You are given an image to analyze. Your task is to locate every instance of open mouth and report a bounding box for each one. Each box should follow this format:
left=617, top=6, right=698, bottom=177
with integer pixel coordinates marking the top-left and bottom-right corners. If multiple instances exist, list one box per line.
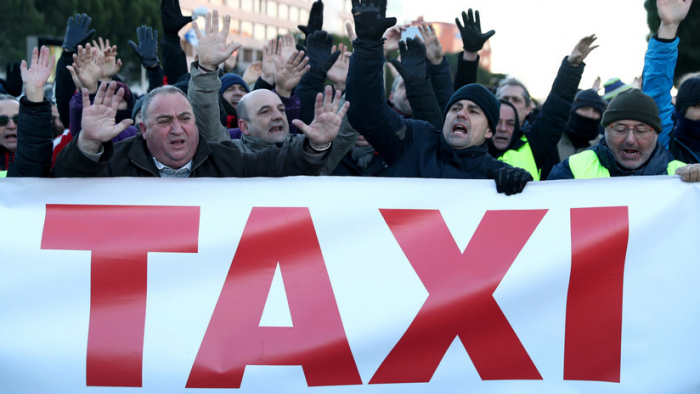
left=3, top=133, right=17, bottom=142
left=170, top=139, right=186, bottom=147
left=452, top=123, right=468, bottom=135
left=270, top=125, right=284, bottom=133
left=620, top=148, right=640, bottom=158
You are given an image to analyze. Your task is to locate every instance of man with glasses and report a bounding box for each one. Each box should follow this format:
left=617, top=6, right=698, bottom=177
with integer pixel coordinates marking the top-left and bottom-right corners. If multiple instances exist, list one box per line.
left=0, top=95, right=20, bottom=174
left=548, top=88, right=700, bottom=182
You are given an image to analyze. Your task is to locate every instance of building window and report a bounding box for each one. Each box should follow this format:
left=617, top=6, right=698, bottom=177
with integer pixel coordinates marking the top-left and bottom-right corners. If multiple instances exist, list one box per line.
left=279, top=3, right=288, bottom=19
left=267, top=25, right=277, bottom=40
left=254, top=23, right=265, bottom=40
left=241, top=21, right=253, bottom=38
left=267, top=1, right=277, bottom=17
left=230, top=18, right=240, bottom=34
left=299, top=8, right=308, bottom=25
left=242, top=0, right=253, bottom=12
left=225, top=0, right=240, bottom=8
left=243, top=48, right=254, bottom=62
left=290, top=6, right=299, bottom=22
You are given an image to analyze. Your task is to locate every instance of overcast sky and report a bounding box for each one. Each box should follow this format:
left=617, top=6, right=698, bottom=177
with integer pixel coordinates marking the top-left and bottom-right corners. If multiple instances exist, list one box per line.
left=390, top=0, right=651, bottom=99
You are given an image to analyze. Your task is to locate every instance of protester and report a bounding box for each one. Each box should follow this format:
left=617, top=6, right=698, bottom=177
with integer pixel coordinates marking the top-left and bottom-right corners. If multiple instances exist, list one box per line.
left=0, top=95, right=20, bottom=175
left=346, top=0, right=532, bottom=195
left=548, top=88, right=700, bottom=181
left=642, top=0, right=700, bottom=163
left=7, top=47, right=56, bottom=177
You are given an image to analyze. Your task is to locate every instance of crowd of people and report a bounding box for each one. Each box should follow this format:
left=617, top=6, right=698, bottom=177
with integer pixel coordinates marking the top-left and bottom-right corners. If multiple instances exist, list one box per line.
left=1, top=0, right=699, bottom=195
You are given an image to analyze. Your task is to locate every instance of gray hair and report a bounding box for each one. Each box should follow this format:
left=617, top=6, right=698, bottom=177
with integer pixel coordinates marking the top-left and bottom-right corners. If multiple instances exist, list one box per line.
left=140, top=85, right=188, bottom=123
left=496, top=78, right=532, bottom=107
left=236, top=94, right=250, bottom=121
left=0, top=94, right=19, bottom=103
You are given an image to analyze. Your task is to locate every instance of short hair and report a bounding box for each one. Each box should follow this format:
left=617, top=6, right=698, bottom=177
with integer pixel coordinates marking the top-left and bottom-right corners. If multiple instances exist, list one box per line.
left=391, top=75, right=404, bottom=93
left=496, top=78, right=532, bottom=107
left=0, top=94, right=19, bottom=104
left=236, top=94, right=250, bottom=121
left=140, top=85, right=188, bottom=123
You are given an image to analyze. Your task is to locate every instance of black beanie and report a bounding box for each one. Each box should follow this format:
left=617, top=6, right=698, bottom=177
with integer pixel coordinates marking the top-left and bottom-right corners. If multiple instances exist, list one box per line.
left=601, top=88, right=661, bottom=133
left=444, top=84, right=500, bottom=134
left=676, top=77, right=700, bottom=119
left=572, top=89, right=606, bottom=115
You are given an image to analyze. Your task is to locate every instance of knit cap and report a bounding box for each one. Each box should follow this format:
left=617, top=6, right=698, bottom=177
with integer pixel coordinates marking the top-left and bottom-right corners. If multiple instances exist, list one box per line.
left=602, top=77, right=633, bottom=102
left=444, top=84, right=500, bottom=134
left=572, top=89, right=606, bottom=115
left=220, top=73, right=250, bottom=95
left=676, top=77, right=700, bottom=119
left=601, top=88, right=661, bottom=133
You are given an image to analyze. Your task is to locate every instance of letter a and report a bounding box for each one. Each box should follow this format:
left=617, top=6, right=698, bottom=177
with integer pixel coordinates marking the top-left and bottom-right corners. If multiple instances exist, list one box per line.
left=187, top=207, right=361, bottom=388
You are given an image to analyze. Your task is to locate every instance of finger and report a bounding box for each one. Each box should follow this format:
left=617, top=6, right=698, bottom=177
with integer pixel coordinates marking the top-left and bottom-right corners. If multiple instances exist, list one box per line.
left=204, top=12, right=212, bottom=34
left=475, top=10, right=481, bottom=29
left=212, top=10, right=220, bottom=34
left=467, top=9, right=474, bottom=24
left=222, top=14, right=231, bottom=38
left=192, top=19, right=203, bottom=39
left=337, top=100, right=350, bottom=119
left=94, top=81, right=108, bottom=105
left=30, top=46, right=39, bottom=68
left=228, top=42, right=242, bottom=56
left=20, top=60, right=28, bottom=79
left=331, top=86, right=342, bottom=112
left=346, top=22, right=357, bottom=41
left=81, top=87, right=90, bottom=108
left=291, top=119, right=310, bottom=134
left=99, top=37, right=106, bottom=50
left=110, top=86, right=126, bottom=112
left=114, top=119, right=135, bottom=134
left=314, top=91, right=324, bottom=116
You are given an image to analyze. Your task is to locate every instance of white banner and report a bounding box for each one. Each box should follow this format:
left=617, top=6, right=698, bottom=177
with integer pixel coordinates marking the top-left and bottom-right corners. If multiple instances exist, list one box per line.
left=1, top=176, right=699, bottom=393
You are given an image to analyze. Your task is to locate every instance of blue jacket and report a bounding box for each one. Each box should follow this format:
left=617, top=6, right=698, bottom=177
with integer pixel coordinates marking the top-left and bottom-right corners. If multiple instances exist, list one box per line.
left=642, top=36, right=678, bottom=149
left=346, top=39, right=509, bottom=179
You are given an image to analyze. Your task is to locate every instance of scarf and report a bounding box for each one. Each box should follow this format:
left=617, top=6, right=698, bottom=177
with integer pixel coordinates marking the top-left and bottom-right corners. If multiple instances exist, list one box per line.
left=675, top=110, right=700, bottom=153
left=566, top=113, right=603, bottom=148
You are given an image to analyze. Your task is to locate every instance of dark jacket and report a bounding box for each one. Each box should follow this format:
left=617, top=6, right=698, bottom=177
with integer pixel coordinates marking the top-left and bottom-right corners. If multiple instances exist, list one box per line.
left=455, top=55, right=585, bottom=174
left=346, top=39, right=510, bottom=179
left=547, top=138, right=681, bottom=179
left=332, top=149, right=388, bottom=177
left=51, top=133, right=327, bottom=178
left=426, top=56, right=455, bottom=114
left=8, top=97, right=54, bottom=177
left=0, top=145, right=13, bottom=172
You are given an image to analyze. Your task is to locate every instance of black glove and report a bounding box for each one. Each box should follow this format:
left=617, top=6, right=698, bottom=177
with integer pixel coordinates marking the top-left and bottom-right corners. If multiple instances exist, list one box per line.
left=3, top=63, right=23, bottom=97
left=161, top=0, right=193, bottom=36
left=489, top=167, right=533, bottom=196
left=129, top=26, right=160, bottom=69
left=62, top=13, right=96, bottom=52
left=351, top=0, right=397, bottom=42
left=455, top=9, right=495, bottom=52
left=305, top=31, right=341, bottom=73
left=298, top=0, right=324, bottom=41
left=388, top=38, right=426, bottom=84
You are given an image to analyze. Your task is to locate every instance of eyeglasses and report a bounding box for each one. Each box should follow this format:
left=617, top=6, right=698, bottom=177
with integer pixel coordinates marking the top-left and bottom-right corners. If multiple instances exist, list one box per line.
left=0, top=115, right=18, bottom=127
left=609, top=122, right=653, bottom=137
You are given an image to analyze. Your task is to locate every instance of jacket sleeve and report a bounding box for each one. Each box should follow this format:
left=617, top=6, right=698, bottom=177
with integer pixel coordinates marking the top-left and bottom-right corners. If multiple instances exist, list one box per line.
left=525, top=57, right=584, bottom=169
left=68, top=91, right=86, bottom=137
left=405, top=75, right=444, bottom=130
left=346, top=39, right=415, bottom=166
left=546, top=158, right=575, bottom=180
left=227, top=136, right=327, bottom=177
left=254, top=76, right=275, bottom=91
left=55, top=51, right=76, bottom=129
left=161, top=33, right=188, bottom=85
left=188, top=62, right=231, bottom=143
left=147, top=65, right=164, bottom=92
left=642, top=36, right=678, bottom=149
left=453, top=53, right=479, bottom=91
left=426, top=56, right=454, bottom=113
left=51, top=137, right=114, bottom=178
left=8, top=98, right=53, bottom=177
left=295, top=68, right=326, bottom=124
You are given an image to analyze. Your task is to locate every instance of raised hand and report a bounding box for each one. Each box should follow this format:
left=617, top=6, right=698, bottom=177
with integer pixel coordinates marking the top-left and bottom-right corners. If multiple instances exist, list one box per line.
left=193, top=10, right=242, bottom=71
left=657, top=0, right=693, bottom=38
left=92, top=38, right=122, bottom=79
left=351, top=0, right=397, bottom=42
left=262, top=38, right=281, bottom=85
left=278, top=33, right=297, bottom=64
left=305, top=31, right=341, bottom=73
left=3, top=62, right=23, bottom=97
left=455, top=9, right=495, bottom=52
left=388, top=38, right=426, bottom=84
left=298, top=0, right=324, bottom=41
left=418, top=23, right=443, bottom=65
left=67, top=43, right=103, bottom=93
left=223, top=50, right=237, bottom=73
left=20, top=46, right=56, bottom=103
left=161, top=0, right=193, bottom=36
left=292, top=85, right=350, bottom=147
left=327, top=43, right=351, bottom=91
left=274, top=50, right=310, bottom=97
left=568, top=34, right=598, bottom=67
left=382, top=23, right=408, bottom=56
left=63, top=13, right=96, bottom=52
left=128, top=25, right=160, bottom=69
left=242, top=61, right=263, bottom=86
left=77, top=81, right=134, bottom=154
